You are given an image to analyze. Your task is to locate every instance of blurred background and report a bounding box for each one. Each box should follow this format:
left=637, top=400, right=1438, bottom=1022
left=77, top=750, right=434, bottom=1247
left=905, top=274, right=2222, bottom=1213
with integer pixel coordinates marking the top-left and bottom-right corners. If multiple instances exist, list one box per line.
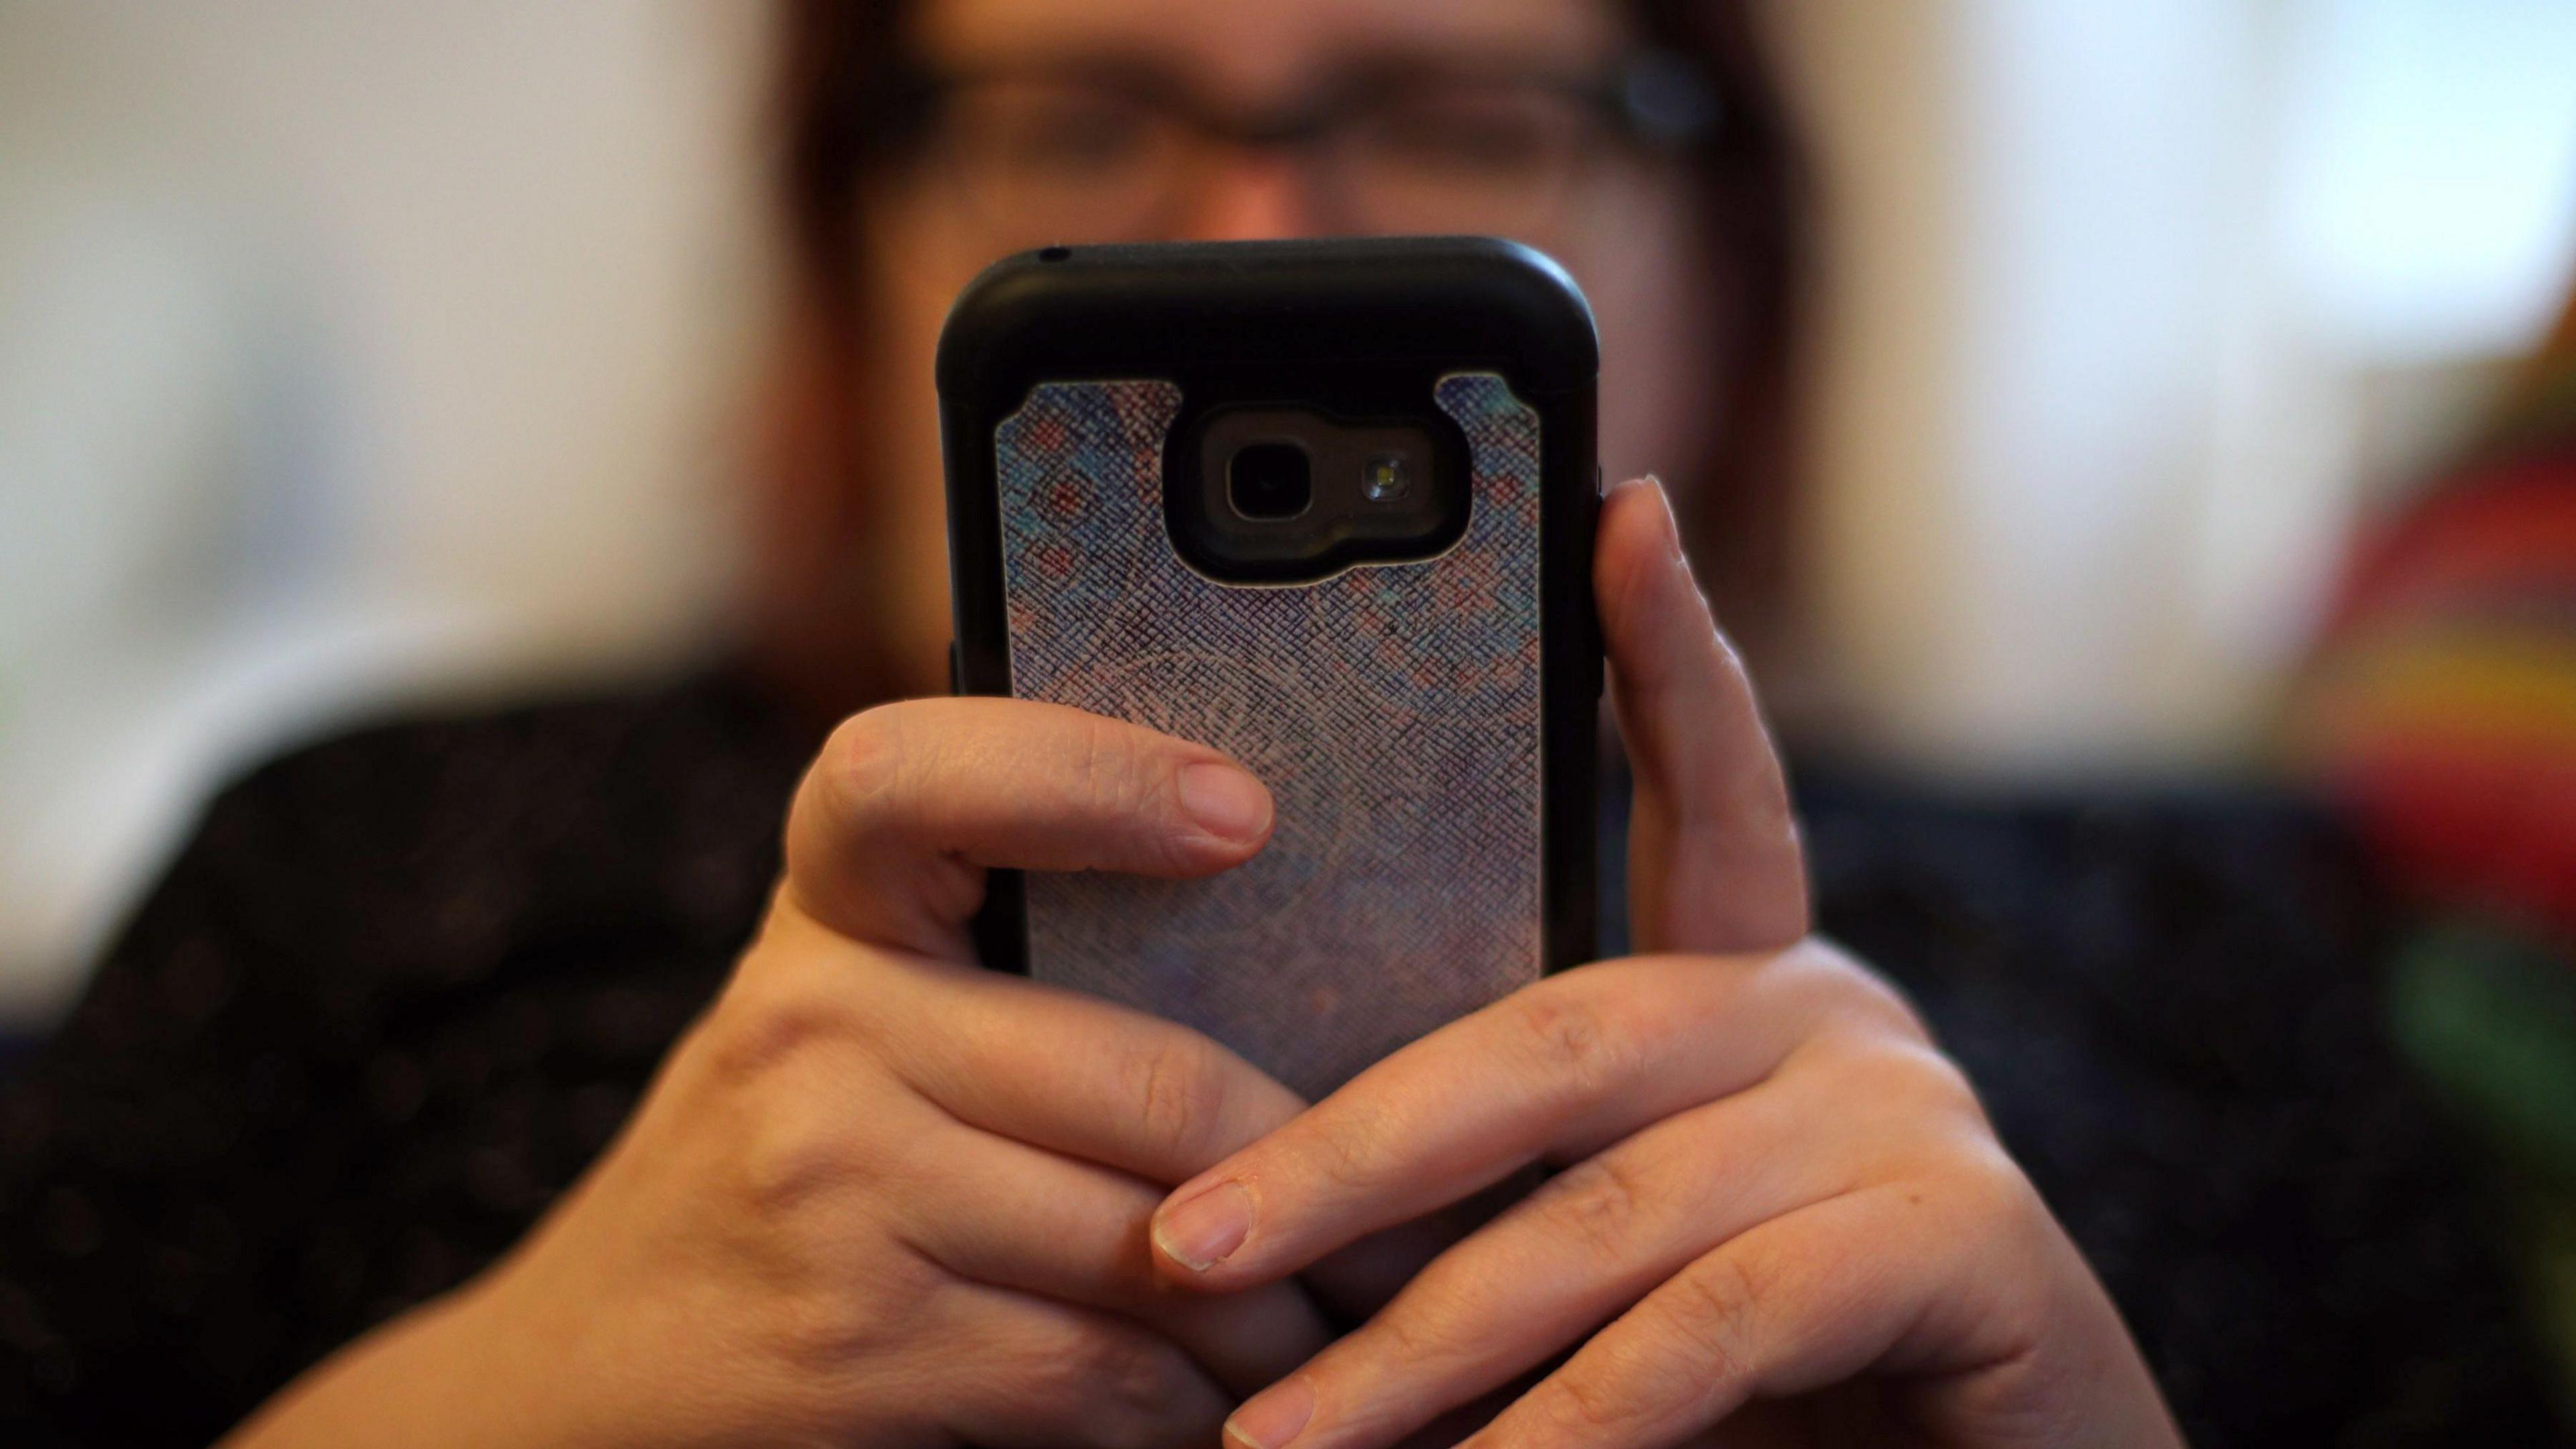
left=4, top=0, right=2575, bottom=1028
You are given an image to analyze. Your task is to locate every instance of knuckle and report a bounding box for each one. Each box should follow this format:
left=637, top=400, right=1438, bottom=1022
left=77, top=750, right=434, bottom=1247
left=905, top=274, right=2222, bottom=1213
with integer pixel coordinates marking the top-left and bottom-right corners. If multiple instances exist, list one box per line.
left=707, top=975, right=876, bottom=1085
left=1948, top=1142, right=2051, bottom=1248
left=1117, top=1033, right=1228, bottom=1165
left=1812, top=1030, right=1987, bottom=1134
left=737, top=1081, right=875, bottom=1216
left=1507, top=985, right=1640, bottom=1100
left=1662, top=1249, right=1768, bottom=1389
left=1070, top=712, right=1156, bottom=818
left=1042, top=1324, right=1199, bottom=1449
left=764, top=1258, right=918, bottom=1373
left=1303, top=1105, right=1385, bottom=1197
left=700, top=994, right=888, bottom=1214
left=1535, top=1152, right=1655, bottom=1265
left=1880, top=1039, right=1988, bottom=1124
left=1361, top=1279, right=1470, bottom=1375
left=1945, top=1155, right=2066, bottom=1351
left=1777, top=941, right=1931, bottom=1042
left=1541, top=1360, right=1648, bottom=1436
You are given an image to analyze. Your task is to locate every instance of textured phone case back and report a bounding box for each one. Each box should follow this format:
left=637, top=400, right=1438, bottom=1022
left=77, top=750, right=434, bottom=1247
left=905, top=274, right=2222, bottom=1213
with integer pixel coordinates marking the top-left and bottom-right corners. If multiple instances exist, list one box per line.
left=994, top=374, right=1542, bottom=1099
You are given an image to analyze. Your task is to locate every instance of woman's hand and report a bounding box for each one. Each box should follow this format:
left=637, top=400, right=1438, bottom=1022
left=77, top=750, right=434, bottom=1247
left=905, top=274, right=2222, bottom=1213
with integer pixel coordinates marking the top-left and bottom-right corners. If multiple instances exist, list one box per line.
left=225, top=699, right=1338, bottom=1449
left=1145, top=480, right=2183, bottom=1448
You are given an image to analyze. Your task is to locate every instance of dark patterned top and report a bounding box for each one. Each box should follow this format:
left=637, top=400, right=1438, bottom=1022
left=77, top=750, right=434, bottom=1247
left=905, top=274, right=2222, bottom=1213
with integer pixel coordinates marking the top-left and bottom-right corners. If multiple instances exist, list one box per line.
left=0, top=663, right=2559, bottom=1446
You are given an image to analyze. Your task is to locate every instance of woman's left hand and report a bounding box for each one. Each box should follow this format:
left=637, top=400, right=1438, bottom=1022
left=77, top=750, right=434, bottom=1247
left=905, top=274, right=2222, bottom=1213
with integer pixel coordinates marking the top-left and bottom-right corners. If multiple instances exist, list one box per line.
left=1146, top=480, right=2183, bottom=1448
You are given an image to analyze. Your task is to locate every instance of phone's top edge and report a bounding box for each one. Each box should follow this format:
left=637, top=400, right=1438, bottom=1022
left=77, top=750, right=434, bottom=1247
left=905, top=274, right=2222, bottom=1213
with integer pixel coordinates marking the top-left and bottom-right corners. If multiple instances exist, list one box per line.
left=934, top=236, right=1600, bottom=404
left=968, top=233, right=1560, bottom=266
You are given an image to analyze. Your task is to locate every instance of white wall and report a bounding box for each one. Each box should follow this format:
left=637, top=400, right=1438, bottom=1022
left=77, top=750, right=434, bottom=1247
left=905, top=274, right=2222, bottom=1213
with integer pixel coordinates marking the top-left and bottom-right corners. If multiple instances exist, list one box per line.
left=1769, top=0, right=2576, bottom=774
left=0, top=2, right=775, bottom=1018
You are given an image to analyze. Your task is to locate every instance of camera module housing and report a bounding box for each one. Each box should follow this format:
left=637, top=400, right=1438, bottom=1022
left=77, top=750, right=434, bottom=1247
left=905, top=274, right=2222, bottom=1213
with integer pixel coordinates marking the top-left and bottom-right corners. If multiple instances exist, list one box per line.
left=1175, top=403, right=1465, bottom=582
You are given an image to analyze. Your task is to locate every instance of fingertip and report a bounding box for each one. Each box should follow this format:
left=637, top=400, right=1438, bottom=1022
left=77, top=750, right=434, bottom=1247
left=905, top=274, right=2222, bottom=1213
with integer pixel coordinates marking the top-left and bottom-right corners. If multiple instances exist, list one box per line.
left=1224, top=1374, right=1316, bottom=1449
left=1602, top=474, right=1683, bottom=564
left=1177, top=761, right=1275, bottom=853
left=1595, top=475, right=1691, bottom=652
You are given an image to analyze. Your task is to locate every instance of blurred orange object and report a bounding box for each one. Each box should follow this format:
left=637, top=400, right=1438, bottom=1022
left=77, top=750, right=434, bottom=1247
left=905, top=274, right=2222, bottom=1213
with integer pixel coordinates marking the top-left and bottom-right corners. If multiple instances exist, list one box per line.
left=2300, top=284, right=2576, bottom=945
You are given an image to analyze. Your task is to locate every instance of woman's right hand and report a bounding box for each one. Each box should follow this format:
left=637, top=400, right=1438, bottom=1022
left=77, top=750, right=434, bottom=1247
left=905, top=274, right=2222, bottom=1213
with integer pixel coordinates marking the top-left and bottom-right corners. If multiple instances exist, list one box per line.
left=223, top=698, right=1336, bottom=1449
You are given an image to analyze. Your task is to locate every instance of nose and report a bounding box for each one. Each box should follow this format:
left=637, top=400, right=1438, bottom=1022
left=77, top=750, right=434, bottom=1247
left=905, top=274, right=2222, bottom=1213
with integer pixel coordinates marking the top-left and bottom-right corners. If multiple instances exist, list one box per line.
left=1173, top=150, right=1330, bottom=242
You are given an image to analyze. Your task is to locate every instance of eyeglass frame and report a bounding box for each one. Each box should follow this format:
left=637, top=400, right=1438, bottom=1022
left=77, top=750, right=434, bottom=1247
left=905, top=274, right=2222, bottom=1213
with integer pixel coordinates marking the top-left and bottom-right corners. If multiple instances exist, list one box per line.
left=851, top=47, right=1726, bottom=246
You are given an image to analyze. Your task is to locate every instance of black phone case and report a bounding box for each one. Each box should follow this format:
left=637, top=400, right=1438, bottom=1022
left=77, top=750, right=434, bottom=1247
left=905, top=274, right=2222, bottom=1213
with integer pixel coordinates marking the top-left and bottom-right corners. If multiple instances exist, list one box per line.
left=940, top=237, right=1599, bottom=1097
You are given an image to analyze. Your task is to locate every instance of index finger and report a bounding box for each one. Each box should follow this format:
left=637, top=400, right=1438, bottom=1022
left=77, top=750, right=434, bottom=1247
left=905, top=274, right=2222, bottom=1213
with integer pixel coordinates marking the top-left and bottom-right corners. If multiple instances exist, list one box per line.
left=756, top=906, right=1312, bottom=1185
left=783, top=696, right=1275, bottom=957
left=900, top=956, right=1313, bottom=1186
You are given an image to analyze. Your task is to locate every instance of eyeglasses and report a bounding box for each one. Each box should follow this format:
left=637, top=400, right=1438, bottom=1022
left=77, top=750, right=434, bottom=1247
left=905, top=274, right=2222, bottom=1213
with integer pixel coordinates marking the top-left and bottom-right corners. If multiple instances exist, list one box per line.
left=876, top=51, right=1721, bottom=255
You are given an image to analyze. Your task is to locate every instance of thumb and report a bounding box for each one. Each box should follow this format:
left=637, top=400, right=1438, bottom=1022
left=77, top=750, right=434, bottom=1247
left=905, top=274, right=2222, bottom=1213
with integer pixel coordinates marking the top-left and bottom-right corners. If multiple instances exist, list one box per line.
left=1597, top=476, right=1808, bottom=953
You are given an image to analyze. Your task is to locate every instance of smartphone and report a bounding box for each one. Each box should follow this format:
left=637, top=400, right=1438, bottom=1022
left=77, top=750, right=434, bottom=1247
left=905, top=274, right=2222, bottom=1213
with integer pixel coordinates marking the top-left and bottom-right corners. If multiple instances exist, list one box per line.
left=939, top=236, right=1599, bottom=1099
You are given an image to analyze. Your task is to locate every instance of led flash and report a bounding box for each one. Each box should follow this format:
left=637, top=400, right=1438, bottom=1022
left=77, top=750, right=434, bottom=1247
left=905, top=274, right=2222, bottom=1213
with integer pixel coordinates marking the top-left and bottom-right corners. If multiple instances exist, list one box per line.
left=1363, top=454, right=1409, bottom=502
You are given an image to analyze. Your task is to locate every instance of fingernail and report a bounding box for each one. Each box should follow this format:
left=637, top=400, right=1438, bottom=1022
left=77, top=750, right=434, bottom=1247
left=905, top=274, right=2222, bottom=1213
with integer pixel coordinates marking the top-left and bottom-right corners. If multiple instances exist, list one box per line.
left=1226, top=1375, right=1314, bottom=1449
left=1178, top=763, right=1272, bottom=844
left=1153, top=1180, right=1252, bottom=1271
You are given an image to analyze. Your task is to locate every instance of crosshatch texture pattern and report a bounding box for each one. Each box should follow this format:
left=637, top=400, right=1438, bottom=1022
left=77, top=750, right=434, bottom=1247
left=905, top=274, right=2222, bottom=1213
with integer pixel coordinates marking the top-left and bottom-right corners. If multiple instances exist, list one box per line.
left=993, top=374, right=1545, bottom=1098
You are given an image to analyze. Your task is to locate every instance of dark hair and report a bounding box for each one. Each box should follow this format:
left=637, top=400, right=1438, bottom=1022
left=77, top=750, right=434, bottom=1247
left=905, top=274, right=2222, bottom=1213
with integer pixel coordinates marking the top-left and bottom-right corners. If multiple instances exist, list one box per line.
left=765, top=0, right=1807, bottom=651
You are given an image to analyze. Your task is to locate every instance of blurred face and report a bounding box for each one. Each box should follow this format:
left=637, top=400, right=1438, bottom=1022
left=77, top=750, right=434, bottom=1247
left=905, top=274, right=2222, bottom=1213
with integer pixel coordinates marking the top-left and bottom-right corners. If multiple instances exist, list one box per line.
left=849, top=0, right=1715, bottom=698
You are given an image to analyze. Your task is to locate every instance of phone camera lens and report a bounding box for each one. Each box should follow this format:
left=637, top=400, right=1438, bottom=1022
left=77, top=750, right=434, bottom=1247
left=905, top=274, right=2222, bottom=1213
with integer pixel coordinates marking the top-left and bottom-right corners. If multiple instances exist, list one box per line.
left=1228, top=442, right=1312, bottom=520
